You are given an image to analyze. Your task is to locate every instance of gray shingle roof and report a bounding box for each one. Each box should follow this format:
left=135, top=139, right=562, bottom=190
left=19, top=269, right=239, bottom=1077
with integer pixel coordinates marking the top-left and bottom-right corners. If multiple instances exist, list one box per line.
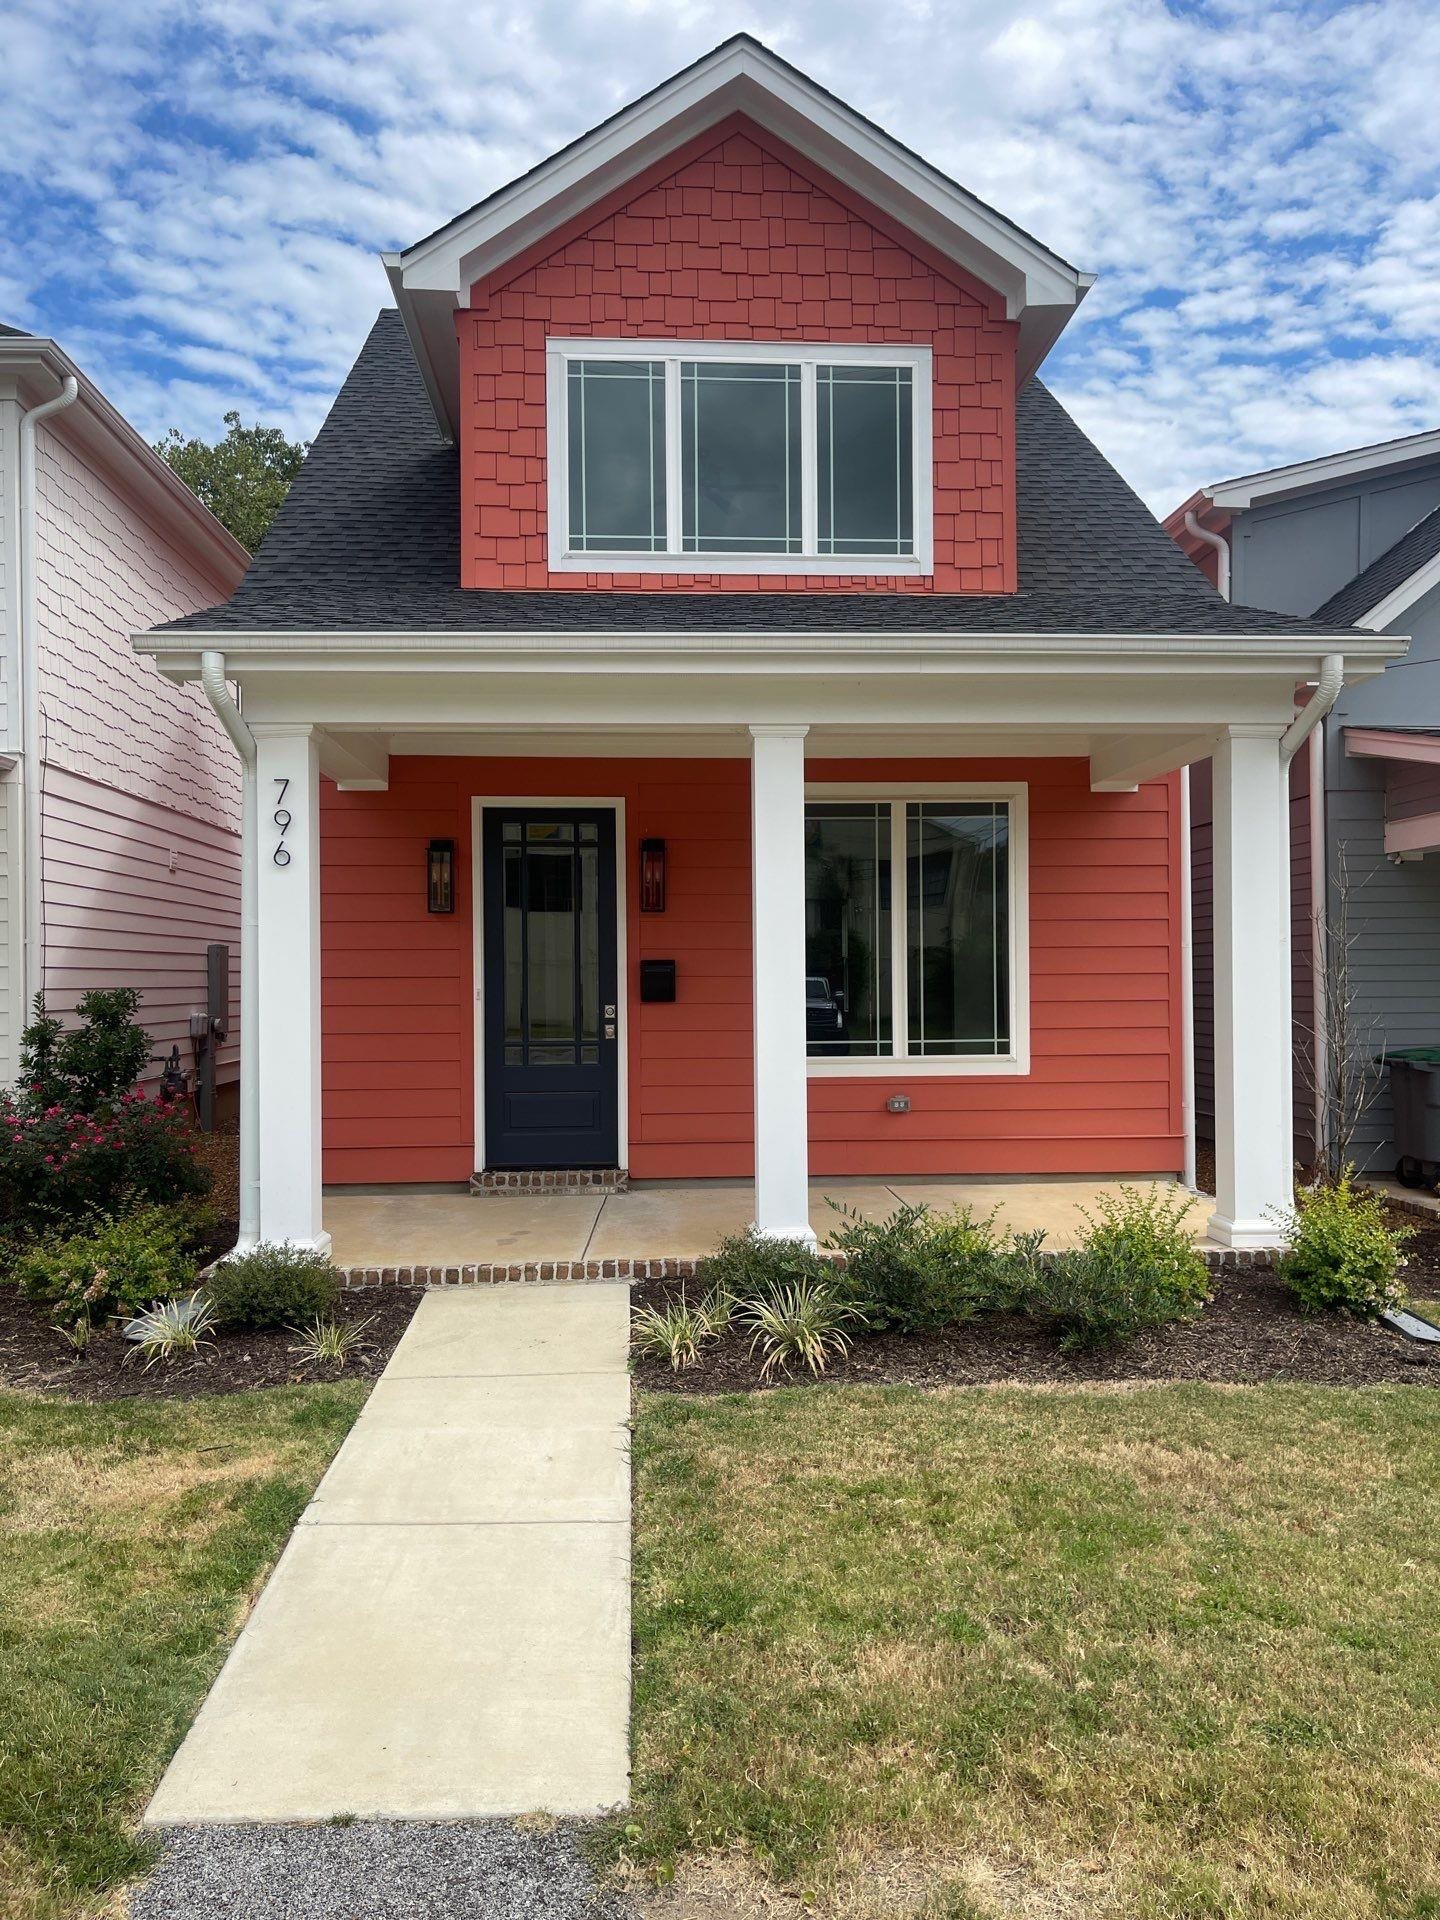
left=157, top=310, right=1352, bottom=638
left=1311, top=502, right=1440, bottom=627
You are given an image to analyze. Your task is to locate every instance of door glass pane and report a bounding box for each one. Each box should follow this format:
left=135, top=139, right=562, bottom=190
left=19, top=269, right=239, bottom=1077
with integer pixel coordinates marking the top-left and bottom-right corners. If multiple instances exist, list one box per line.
left=525, top=848, right=575, bottom=1046
left=817, top=365, right=913, bottom=556
left=681, top=361, right=802, bottom=553
left=906, top=803, right=1009, bottom=1055
left=803, top=803, right=891, bottom=1057
left=579, top=843, right=599, bottom=1042
left=567, top=360, right=666, bottom=552
left=502, top=846, right=523, bottom=1045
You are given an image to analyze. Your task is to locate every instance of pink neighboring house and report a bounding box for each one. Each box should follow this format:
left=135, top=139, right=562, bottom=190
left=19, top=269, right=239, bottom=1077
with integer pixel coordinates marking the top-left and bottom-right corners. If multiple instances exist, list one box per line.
left=0, top=325, right=249, bottom=1091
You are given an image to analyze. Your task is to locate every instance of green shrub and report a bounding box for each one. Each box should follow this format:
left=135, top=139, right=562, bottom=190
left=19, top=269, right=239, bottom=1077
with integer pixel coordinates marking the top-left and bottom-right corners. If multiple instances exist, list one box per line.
left=734, top=1279, right=863, bottom=1379
left=204, top=1243, right=340, bottom=1331
left=1278, top=1171, right=1412, bottom=1319
left=695, top=1228, right=831, bottom=1304
left=15, top=1206, right=200, bottom=1324
left=18, top=989, right=152, bottom=1114
left=824, top=1201, right=1015, bottom=1333
left=1021, top=1185, right=1210, bottom=1351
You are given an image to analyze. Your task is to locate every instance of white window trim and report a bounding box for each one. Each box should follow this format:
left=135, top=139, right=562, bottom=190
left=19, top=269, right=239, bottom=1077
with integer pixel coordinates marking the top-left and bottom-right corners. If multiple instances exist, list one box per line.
left=545, top=337, right=934, bottom=576
left=803, top=781, right=1030, bottom=1079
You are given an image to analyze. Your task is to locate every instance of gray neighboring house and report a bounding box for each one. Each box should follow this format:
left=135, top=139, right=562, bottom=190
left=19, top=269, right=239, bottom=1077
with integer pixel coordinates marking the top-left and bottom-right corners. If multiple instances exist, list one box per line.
left=1170, top=431, right=1440, bottom=1175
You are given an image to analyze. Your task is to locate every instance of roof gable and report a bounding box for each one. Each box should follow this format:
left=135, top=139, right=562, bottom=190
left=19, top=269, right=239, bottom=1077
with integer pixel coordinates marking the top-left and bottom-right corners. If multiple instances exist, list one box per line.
left=386, top=35, right=1091, bottom=441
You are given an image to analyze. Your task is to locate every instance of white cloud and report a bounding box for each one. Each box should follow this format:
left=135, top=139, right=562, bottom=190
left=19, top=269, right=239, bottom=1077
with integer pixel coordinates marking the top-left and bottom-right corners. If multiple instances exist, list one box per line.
left=0, top=0, right=1437, bottom=510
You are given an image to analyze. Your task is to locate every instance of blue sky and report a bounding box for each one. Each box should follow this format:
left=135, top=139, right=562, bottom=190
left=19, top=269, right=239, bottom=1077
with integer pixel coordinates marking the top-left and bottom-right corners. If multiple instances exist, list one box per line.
left=4, top=0, right=1439, bottom=511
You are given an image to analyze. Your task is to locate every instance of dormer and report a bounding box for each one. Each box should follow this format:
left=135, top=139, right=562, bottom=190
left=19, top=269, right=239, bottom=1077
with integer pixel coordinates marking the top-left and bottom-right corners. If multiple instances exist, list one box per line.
left=385, top=36, right=1091, bottom=594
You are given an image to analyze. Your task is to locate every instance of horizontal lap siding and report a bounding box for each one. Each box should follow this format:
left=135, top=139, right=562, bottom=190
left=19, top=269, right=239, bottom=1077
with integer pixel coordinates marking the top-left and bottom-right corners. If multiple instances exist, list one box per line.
left=320, top=756, right=1182, bottom=1183
left=40, top=765, right=239, bottom=1083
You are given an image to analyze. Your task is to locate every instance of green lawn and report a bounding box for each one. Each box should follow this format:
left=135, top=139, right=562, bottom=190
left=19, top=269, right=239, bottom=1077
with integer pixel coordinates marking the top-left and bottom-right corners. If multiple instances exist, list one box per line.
left=0, top=1384, right=365, bottom=1920
left=625, top=1383, right=1440, bottom=1919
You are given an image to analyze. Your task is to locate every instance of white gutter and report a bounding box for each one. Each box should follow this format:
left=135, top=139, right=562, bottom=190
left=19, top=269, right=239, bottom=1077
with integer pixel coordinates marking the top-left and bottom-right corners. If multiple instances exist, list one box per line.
left=17, top=374, right=79, bottom=1008
left=200, top=652, right=260, bottom=1250
left=1183, top=509, right=1231, bottom=601
left=1180, top=764, right=1196, bottom=1190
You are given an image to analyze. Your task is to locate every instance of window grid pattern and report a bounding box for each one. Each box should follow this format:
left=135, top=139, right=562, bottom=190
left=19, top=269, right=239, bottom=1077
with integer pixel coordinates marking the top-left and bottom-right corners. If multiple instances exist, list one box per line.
left=804, top=799, right=1012, bottom=1063
left=555, top=345, right=928, bottom=568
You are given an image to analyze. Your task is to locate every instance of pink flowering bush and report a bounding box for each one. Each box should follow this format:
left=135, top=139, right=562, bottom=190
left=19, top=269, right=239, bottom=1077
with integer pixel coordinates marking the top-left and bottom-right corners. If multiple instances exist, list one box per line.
left=2, top=993, right=211, bottom=1253
left=0, top=1090, right=210, bottom=1241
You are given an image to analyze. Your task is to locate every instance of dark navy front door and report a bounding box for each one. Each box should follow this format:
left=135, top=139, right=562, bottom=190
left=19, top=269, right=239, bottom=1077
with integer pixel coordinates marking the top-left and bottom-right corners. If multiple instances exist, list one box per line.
left=482, top=809, right=620, bottom=1169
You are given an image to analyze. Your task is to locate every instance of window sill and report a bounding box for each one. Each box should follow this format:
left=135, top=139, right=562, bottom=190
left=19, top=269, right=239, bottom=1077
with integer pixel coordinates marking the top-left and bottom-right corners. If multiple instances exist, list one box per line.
left=806, top=1055, right=1028, bottom=1078
left=550, top=551, right=928, bottom=577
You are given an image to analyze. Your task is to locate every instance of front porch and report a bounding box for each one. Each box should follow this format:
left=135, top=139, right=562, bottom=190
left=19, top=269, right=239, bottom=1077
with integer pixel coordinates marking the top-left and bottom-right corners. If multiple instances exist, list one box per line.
left=135, top=623, right=1403, bottom=1261
left=325, top=1173, right=1209, bottom=1272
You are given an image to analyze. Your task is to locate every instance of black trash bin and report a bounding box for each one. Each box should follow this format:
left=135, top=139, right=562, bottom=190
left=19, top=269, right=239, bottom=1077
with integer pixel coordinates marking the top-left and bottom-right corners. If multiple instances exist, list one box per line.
left=1383, top=1048, right=1440, bottom=1187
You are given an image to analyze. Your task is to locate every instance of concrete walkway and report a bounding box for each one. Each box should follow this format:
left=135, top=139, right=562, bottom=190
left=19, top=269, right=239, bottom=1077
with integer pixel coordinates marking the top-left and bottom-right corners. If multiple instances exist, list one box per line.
left=145, top=1284, right=631, bottom=1825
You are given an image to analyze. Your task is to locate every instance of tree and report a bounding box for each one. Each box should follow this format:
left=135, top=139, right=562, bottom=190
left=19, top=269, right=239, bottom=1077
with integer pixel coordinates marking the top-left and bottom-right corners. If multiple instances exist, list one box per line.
left=1299, top=843, right=1383, bottom=1183
left=155, top=411, right=308, bottom=553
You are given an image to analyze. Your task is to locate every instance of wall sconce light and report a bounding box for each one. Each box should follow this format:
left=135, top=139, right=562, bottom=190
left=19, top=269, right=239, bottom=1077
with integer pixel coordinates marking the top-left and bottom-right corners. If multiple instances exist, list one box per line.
left=639, top=838, right=667, bottom=913
left=427, top=838, right=455, bottom=914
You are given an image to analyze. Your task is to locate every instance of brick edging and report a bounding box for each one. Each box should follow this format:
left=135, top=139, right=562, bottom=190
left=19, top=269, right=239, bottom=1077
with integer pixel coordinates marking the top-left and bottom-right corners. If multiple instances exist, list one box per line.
left=339, top=1244, right=1275, bottom=1290
left=469, top=1168, right=631, bottom=1194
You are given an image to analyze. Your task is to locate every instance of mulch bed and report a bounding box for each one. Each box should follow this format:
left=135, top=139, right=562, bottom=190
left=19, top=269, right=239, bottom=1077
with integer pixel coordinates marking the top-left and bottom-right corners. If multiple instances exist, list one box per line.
left=630, top=1264, right=1440, bottom=1395
left=0, top=1284, right=420, bottom=1402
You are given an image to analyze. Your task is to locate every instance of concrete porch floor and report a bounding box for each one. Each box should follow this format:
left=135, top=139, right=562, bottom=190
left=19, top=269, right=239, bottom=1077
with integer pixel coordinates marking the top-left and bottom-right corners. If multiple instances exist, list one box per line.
left=324, top=1175, right=1207, bottom=1269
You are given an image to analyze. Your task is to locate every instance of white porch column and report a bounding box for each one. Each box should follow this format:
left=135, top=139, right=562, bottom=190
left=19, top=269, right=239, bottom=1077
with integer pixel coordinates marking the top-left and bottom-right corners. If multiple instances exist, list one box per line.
left=749, top=724, right=814, bottom=1244
left=1209, top=724, right=1292, bottom=1247
left=252, top=723, right=330, bottom=1252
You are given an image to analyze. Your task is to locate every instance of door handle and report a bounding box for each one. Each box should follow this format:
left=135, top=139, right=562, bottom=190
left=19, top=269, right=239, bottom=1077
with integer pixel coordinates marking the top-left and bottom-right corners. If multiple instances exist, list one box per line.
left=604, top=1023, right=616, bottom=1040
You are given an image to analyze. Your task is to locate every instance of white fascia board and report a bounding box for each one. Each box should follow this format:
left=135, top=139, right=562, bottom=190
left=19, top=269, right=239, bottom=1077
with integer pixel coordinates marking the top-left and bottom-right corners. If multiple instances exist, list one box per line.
left=133, top=627, right=1403, bottom=683
left=0, top=338, right=250, bottom=587
left=400, top=42, right=1085, bottom=323
left=1356, top=548, right=1440, bottom=631
left=1206, top=427, right=1440, bottom=511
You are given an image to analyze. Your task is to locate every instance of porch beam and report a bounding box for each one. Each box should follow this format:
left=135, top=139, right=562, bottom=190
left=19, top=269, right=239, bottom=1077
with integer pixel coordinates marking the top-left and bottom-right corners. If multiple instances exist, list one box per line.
left=749, top=723, right=814, bottom=1245
left=1089, top=731, right=1218, bottom=793
left=252, top=722, right=330, bottom=1252
left=316, top=729, right=390, bottom=790
left=1209, top=724, right=1292, bottom=1248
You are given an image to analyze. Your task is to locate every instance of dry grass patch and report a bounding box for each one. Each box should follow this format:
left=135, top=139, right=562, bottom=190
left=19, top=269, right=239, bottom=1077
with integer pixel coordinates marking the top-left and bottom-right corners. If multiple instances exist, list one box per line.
left=0, top=1383, right=365, bottom=1920
left=618, top=1382, right=1440, bottom=1919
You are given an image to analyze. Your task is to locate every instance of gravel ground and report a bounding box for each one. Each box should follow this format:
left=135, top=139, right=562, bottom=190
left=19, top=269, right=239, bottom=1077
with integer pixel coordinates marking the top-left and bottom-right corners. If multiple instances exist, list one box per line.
left=131, top=1820, right=636, bottom=1919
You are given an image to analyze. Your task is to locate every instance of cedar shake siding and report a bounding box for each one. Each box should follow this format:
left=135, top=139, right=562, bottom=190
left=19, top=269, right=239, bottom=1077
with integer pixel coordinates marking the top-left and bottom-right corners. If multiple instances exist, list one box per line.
left=460, top=117, right=1017, bottom=594
left=319, top=757, right=1184, bottom=1185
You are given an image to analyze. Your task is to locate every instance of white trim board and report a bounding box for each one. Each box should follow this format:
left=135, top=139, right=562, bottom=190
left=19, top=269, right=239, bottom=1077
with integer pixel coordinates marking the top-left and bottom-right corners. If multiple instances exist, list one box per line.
left=391, top=35, right=1090, bottom=442
left=469, top=796, right=629, bottom=1174
left=803, top=780, right=1030, bottom=1079
left=1206, top=426, right=1440, bottom=511
left=1356, top=544, right=1440, bottom=632
left=545, top=338, right=933, bottom=576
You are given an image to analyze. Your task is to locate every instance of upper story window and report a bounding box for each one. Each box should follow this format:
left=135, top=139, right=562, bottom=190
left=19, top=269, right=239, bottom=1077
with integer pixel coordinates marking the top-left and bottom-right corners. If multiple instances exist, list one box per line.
left=546, top=340, right=932, bottom=575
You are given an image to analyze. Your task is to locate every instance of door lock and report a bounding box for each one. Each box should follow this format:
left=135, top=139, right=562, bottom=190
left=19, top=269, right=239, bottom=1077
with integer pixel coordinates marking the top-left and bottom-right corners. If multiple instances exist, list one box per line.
left=604, top=1004, right=616, bottom=1019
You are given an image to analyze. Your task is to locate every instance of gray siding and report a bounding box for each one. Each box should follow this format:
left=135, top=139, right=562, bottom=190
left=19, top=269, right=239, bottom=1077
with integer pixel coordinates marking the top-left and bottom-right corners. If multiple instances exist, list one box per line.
left=1322, top=577, right=1440, bottom=1168
left=1231, top=459, right=1440, bottom=617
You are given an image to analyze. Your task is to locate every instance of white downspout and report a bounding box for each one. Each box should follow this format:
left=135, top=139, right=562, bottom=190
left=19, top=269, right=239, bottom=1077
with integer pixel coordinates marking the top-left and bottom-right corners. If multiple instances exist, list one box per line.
left=1180, top=764, right=1197, bottom=1190
left=1184, top=508, right=1230, bottom=601
left=1308, top=722, right=1329, bottom=1168
left=1281, top=654, right=1344, bottom=767
left=200, top=652, right=260, bottom=1250
left=17, top=374, right=79, bottom=1010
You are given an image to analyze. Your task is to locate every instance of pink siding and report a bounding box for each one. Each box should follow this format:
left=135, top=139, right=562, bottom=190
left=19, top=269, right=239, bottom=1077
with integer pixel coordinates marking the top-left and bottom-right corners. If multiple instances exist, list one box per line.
left=28, top=420, right=243, bottom=1078
left=1386, top=759, right=1440, bottom=823
left=40, top=764, right=240, bottom=1082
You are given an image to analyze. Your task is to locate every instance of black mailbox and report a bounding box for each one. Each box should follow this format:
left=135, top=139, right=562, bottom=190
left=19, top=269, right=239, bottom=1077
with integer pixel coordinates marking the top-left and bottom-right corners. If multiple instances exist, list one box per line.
left=639, top=959, right=677, bottom=1003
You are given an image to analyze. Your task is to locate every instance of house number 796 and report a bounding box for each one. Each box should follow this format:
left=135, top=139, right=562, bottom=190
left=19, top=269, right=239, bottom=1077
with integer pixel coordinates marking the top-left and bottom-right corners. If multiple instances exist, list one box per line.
left=272, top=777, right=292, bottom=867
